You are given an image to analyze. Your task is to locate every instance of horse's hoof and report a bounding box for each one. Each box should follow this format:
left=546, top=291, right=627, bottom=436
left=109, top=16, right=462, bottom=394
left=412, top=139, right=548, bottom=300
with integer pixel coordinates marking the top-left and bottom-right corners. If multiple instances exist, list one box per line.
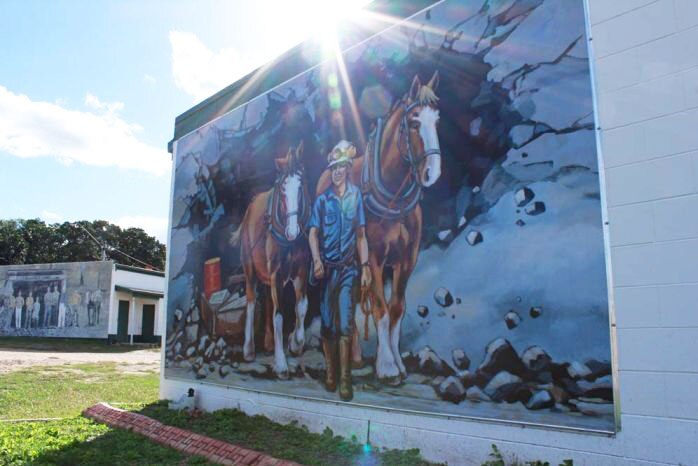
left=351, top=358, right=365, bottom=369
left=276, top=369, right=290, bottom=380
left=378, top=375, right=403, bottom=387
left=243, top=352, right=256, bottom=362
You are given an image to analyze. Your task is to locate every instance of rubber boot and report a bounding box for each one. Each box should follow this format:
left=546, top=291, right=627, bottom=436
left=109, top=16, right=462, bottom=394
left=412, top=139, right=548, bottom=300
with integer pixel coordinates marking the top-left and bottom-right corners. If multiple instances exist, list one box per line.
left=322, top=337, right=338, bottom=392
left=339, top=335, right=353, bottom=401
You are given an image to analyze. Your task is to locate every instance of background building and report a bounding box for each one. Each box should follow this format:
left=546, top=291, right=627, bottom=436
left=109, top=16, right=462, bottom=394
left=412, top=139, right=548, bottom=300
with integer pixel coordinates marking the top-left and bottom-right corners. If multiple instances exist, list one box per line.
left=0, top=260, right=164, bottom=343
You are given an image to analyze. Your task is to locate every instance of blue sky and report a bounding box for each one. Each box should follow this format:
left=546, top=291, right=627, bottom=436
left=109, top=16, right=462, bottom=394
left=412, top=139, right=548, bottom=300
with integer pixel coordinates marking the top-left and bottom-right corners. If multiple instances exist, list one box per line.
left=0, top=0, right=367, bottom=242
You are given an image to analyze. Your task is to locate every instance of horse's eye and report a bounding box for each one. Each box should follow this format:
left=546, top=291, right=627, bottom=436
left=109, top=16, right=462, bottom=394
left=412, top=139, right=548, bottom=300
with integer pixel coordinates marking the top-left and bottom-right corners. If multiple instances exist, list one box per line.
left=409, top=120, right=420, bottom=130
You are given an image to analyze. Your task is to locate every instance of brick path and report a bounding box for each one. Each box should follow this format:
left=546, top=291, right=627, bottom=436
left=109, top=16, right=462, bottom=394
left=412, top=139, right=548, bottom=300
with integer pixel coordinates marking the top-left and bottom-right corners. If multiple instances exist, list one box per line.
left=83, top=403, right=302, bottom=466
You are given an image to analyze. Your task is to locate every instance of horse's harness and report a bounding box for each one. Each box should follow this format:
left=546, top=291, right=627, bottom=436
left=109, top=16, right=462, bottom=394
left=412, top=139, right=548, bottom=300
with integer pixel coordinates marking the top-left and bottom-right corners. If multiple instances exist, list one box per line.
left=266, top=171, right=311, bottom=248
left=361, top=100, right=441, bottom=220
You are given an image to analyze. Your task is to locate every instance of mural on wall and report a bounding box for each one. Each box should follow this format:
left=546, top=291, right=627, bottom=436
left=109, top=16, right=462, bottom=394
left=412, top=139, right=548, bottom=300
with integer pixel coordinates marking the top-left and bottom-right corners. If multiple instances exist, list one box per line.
left=165, top=0, right=615, bottom=431
left=0, top=261, right=111, bottom=338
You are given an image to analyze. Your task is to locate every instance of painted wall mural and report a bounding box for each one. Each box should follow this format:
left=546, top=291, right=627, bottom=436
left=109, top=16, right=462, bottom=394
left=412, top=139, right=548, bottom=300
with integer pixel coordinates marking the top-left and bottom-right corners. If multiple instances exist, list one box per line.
left=0, top=261, right=112, bottom=338
left=165, top=0, right=614, bottom=431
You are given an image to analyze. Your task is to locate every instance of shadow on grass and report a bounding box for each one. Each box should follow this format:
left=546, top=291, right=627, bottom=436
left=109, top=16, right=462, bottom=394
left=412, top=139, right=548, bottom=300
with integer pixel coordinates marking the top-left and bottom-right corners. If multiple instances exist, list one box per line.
left=0, top=336, right=159, bottom=353
left=10, top=402, right=439, bottom=466
left=1, top=416, right=211, bottom=466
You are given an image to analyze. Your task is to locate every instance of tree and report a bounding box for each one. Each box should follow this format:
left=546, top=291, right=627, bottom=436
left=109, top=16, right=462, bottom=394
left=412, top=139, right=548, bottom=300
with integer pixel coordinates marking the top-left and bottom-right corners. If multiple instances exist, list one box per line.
left=0, top=220, right=27, bottom=264
left=0, top=219, right=166, bottom=270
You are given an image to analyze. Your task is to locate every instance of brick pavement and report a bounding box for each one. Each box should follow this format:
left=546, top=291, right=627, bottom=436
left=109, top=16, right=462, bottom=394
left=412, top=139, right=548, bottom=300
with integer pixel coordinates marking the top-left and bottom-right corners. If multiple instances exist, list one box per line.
left=83, top=403, right=302, bottom=466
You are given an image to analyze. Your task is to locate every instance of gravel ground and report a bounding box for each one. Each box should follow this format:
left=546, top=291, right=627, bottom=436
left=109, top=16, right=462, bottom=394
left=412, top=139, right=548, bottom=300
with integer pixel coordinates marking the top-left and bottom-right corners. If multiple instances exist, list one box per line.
left=0, top=347, right=161, bottom=374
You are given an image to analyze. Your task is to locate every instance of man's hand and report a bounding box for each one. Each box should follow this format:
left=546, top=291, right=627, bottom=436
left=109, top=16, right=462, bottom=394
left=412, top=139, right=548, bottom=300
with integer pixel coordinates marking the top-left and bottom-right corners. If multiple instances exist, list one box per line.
left=361, top=264, right=372, bottom=289
left=313, top=258, right=325, bottom=280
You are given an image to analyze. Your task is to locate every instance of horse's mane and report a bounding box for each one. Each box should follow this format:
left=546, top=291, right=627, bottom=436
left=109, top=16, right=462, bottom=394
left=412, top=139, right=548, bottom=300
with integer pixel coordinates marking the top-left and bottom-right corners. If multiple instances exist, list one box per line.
left=391, top=84, right=439, bottom=114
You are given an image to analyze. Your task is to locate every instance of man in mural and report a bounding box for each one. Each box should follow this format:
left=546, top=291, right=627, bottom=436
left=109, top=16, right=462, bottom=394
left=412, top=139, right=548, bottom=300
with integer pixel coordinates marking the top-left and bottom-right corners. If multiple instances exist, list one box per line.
left=14, top=291, right=24, bottom=329
left=32, top=295, right=40, bottom=328
left=308, top=141, right=371, bottom=402
left=24, top=291, right=34, bottom=329
left=42, top=287, right=52, bottom=327
left=52, top=284, right=62, bottom=326
left=69, top=289, right=81, bottom=327
left=86, top=290, right=94, bottom=326
left=0, top=295, right=11, bottom=329
left=92, top=288, right=103, bottom=325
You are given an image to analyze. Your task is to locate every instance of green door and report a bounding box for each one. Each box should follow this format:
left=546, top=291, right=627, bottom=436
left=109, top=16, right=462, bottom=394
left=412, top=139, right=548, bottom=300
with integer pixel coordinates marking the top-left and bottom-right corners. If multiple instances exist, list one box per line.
left=117, top=300, right=129, bottom=342
left=141, top=304, right=155, bottom=341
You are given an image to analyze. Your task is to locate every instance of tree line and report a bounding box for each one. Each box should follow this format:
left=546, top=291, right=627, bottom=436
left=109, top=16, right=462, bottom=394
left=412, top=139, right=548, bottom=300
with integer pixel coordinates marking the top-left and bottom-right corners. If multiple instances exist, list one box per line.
left=0, top=219, right=166, bottom=270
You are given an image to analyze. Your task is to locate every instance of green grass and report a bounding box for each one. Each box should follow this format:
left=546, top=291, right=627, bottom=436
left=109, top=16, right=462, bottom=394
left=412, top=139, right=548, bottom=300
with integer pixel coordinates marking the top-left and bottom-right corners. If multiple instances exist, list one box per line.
left=0, top=362, right=195, bottom=465
left=0, top=417, right=211, bottom=465
left=0, top=336, right=158, bottom=353
left=140, top=402, right=439, bottom=466
left=0, top=362, right=159, bottom=419
left=0, top=362, right=438, bottom=465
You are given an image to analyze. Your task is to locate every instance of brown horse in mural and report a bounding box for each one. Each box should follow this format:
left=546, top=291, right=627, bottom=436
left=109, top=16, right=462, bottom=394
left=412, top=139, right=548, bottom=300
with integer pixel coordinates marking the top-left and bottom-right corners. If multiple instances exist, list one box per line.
left=317, top=71, right=442, bottom=385
left=230, top=143, right=311, bottom=379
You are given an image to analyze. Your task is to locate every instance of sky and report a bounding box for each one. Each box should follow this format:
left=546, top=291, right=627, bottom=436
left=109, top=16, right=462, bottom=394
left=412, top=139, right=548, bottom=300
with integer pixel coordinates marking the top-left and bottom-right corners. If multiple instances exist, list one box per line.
left=0, top=0, right=369, bottom=243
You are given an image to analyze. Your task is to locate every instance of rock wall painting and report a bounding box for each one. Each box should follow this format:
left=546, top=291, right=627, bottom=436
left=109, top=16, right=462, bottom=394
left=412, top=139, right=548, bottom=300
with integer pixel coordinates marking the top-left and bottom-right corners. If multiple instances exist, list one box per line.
left=0, top=261, right=112, bottom=339
left=165, top=0, right=615, bottom=431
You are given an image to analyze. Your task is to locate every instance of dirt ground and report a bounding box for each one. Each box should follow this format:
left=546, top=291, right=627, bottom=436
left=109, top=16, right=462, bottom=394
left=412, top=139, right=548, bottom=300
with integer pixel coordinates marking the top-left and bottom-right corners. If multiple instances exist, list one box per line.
left=0, top=347, right=161, bottom=374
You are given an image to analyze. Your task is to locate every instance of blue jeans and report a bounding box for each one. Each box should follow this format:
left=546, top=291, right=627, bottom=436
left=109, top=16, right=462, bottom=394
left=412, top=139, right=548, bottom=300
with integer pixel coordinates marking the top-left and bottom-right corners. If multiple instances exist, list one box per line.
left=318, top=264, right=359, bottom=338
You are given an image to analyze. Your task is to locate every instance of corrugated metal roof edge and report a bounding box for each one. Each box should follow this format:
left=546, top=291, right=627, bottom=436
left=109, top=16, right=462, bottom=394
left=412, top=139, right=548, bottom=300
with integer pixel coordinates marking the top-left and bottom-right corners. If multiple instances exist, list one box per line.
left=168, top=0, right=437, bottom=152
left=114, top=263, right=165, bottom=277
left=114, top=285, right=164, bottom=299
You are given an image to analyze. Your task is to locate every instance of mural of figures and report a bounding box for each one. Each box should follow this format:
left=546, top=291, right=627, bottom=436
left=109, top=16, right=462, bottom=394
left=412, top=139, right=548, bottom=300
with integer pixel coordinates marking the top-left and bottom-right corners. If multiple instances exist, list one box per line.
left=165, top=0, right=614, bottom=431
left=0, top=261, right=112, bottom=338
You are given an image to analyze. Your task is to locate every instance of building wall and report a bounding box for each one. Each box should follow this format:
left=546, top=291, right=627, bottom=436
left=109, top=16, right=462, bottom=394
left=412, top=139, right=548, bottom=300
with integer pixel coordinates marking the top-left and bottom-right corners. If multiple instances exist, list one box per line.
left=108, top=291, right=163, bottom=337
left=113, top=269, right=165, bottom=293
left=0, top=261, right=112, bottom=339
left=162, top=1, right=698, bottom=464
left=108, top=267, right=164, bottom=338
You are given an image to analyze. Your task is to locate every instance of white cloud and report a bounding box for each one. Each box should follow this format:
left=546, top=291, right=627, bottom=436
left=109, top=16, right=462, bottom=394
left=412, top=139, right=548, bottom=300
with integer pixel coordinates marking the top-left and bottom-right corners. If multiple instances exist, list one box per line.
left=41, top=211, right=63, bottom=223
left=113, top=215, right=169, bottom=244
left=169, top=31, right=260, bottom=101
left=143, top=74, right=157, bottom=85
left=84, top=93, right=124, bottom=115
left=0, top=86, right=170, bottom=176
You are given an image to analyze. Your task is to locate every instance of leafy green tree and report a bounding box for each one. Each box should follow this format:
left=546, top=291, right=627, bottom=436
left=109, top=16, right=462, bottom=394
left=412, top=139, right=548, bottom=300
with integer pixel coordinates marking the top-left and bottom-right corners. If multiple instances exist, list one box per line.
left=0, top=220, right=27, bottom=264
left=0, top=218, right=166, bottom=270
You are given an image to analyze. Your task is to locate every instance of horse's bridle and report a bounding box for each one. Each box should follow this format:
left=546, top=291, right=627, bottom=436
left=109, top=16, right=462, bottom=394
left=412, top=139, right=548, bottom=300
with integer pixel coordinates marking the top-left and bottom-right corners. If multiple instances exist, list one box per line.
left=267, top=171, right=310, bottom=245
left=398, top=101, right=442, bottom=181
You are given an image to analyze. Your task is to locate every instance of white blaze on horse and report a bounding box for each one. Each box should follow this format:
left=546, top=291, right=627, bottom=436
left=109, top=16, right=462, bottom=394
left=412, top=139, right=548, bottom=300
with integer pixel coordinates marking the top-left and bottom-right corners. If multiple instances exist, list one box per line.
left=230, top=142, right=311, bottom=379
left=317, top=71, right=442, bottom=385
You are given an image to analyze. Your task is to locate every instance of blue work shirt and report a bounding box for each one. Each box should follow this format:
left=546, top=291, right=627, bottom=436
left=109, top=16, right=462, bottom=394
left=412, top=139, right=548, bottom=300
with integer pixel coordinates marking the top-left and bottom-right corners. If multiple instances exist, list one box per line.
left=309, top=181, right=366, bottom=264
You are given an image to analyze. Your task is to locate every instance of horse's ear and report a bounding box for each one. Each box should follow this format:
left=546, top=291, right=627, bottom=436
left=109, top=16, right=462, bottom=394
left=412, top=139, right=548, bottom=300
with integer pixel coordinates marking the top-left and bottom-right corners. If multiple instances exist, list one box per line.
left=427, top=70, right=439, bottom=91
left=295, top=141, right=304, bottom=159
left=408, top=74, right=421, bottom=102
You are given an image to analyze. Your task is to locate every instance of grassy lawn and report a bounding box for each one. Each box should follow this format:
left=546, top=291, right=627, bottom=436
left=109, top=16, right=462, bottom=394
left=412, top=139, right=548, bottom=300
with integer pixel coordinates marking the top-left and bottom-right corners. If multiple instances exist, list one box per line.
left=0, top=362, right=159, bottom=420
left=0, top=362, right=438, bottom=465
left=0, top=417, right=210, bottom=466
left=0, top=362, right=203, bottom=465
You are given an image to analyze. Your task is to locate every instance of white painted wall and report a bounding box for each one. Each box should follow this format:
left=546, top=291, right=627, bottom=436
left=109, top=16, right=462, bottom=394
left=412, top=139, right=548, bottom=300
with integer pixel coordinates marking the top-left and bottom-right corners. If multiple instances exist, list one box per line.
left=113, top=269, right=165, bottom=293
left=161, top=1, right=698, bottom=464
left=108, top=266, right=165, bottom=337
left=110, top=290, right=162, bottom=337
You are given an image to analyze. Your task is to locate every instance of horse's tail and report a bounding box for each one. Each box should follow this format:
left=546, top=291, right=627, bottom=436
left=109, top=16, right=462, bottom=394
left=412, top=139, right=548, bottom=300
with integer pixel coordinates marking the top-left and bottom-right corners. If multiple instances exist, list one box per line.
left=229, top=224, right=242, bottom=247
